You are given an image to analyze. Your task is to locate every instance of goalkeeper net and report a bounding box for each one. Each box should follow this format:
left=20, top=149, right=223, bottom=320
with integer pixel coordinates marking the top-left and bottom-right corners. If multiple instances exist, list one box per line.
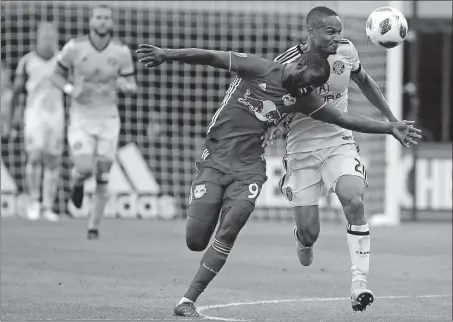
left=0, top=1, right=387, bottom=220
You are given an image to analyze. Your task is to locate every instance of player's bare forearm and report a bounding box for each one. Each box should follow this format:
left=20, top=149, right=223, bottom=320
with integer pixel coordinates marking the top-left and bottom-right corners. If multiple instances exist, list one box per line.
left=137, top=44, right=231, bottom=71
left=51, top=64, right=72, bottom=94
left=8, top=76, right=26, bottom=128
left=351, top=68, right=398, bottom=122
left=163, top=48, right=231, bottom=70
left=117, top=75, right=137, bottom=94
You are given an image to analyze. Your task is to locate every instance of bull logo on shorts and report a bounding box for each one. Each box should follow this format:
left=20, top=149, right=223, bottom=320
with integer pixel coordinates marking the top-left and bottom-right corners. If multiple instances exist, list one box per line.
left=332, top=60, right=345, bottom=75
left=286, top=187, right=293, bottom=201
left=238, top=89, right=282, bottom=124
left=193, top=184, right=207, bottom=199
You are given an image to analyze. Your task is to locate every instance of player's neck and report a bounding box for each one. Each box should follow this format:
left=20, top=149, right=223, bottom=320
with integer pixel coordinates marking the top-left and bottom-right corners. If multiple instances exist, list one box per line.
left=89, top=30, right=111, bottom=51
left=305, top=41, right=330, bottom=59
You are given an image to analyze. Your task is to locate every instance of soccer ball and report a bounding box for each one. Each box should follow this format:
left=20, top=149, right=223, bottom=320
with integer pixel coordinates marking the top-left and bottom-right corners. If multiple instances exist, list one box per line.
left=366, top=7, right=408, bottom=49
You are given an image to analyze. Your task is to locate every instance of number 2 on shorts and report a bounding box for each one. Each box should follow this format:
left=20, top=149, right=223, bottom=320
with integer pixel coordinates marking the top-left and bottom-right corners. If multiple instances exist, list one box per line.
left=248, top=183, right=259, bottom=199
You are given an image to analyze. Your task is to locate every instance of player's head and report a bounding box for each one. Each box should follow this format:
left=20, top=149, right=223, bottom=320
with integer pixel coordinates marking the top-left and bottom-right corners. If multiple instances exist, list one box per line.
left=282, top=51, right=330, bottom=96
left=306, top=6, right=342, bottom=55
left=90, top=4, right=114, bottom=37
left=36, top=22, right=58, bottom=59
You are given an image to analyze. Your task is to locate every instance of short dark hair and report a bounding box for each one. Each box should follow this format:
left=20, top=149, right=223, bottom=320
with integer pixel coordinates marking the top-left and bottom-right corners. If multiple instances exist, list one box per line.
left=296, top=51, right=330, bottom=87
left=90, top=4, right=113, bottom=18
left=306, top=6, right=338, bottom=28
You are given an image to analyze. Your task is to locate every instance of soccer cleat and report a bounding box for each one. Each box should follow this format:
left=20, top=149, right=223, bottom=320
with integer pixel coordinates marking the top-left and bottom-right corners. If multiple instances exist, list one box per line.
left=173, top=302, right=201, bottom=318
left=87, top=229, right=99, bottom=240
left=71, top=183, right=84, bottom=209
left=351, top=280, right=374, bottom=312
left=27, top=202, right=41, bottom=220
left=293, top=226, right=313, bottom=266
left=42, top=210, right=60, bottom=222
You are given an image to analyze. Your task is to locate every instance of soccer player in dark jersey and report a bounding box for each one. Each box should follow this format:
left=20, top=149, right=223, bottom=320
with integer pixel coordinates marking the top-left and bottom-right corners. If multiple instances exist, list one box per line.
left=136, top=44, right=421, bottom=317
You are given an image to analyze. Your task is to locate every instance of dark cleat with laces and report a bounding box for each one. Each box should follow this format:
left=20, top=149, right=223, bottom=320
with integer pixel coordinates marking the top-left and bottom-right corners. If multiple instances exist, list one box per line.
left=173, top=301, right=201, bottom=318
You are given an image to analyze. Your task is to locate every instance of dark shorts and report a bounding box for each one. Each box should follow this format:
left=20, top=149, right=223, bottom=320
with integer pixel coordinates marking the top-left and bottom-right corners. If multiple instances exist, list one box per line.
left=187, top=153, right=267, bottom=224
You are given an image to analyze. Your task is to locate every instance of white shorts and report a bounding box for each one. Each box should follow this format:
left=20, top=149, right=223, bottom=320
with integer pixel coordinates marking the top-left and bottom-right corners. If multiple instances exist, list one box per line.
left=24, top=107, right=64, bottom=155
left=279, top=143, right=368, bottom=207
left=67, top=117, right=120, bottom=161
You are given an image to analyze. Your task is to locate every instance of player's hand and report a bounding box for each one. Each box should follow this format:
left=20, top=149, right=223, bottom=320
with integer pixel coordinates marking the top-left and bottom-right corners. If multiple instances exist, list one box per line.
left=136, top=44, right=167, bottom=68
left=261, top=114, right=294, bottom=148
left=390, top=120, right=422, bottom=148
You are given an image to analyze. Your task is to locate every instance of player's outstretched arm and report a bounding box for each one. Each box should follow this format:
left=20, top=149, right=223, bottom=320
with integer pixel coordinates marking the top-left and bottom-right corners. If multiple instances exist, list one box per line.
left=297, top=93, right=422, bottom=147
left=136, top=45, right=268, bottom=76
left=351, top=66, right=398, bottom=122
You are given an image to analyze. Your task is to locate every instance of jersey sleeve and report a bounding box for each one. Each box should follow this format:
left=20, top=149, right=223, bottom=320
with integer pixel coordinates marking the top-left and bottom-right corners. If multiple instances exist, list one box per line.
left=15, top=54, right=29, bottom=77
left=228, top=51, right=272, bottom=78
left=119, top=45, right=135, bottom=77
left=57, top=39, right=76, bottom=70
left=349, top=41, right=361, bottom=74
left=274, top=44, right=302, bottom=64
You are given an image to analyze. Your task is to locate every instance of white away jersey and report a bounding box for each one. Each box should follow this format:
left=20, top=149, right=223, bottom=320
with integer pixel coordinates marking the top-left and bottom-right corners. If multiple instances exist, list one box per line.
left=275, top=39, right=361, bottom=153
left=16, top=51, right=64, bottom=115
left=57, top=35, right=134, bottom=122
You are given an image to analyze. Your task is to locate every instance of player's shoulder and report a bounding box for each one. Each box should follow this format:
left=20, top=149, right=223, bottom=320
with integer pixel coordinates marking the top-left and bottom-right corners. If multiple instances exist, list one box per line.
left=336, top=38, right=358, bottom=58
left=63, top=35, right=88, bottom=50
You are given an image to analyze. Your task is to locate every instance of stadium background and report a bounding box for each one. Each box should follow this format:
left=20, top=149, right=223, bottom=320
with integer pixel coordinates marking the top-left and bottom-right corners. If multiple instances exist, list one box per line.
left=1, top=0, right=451, bottom=222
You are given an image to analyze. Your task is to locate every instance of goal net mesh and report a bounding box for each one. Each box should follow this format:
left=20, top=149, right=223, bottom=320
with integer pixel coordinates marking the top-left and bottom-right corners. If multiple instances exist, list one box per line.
left=1, top=1, right=387, bottom=220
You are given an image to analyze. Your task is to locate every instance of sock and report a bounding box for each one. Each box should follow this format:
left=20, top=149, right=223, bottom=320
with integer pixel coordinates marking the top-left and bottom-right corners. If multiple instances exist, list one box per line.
left=26, top=161, right=42, bottom=203
left=88, top=182, right=109, bottom=230
left=42, top=167, right=59, bottom=211
left=178, top=297, right=193, bottom=305
left=346, top=223, right=370, bottom=283
left=183, top=238, right=232, bottom=302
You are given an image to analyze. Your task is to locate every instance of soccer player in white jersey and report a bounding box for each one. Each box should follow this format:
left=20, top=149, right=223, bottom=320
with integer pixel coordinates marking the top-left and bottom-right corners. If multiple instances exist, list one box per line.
left=7, top=22, right=63, bottom=222
left=51, top=4, right=137, bottom=239
left=272, top=7, right=402, bottom=311
left=1, top=61, right=13, bottom=138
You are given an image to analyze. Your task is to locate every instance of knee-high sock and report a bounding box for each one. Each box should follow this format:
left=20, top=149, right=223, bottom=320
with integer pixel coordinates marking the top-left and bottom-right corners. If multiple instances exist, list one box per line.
left=346, top=223, right=370, bottom=282
left=88, top=182, right=109, bottom=230
left=26, top=161, right=42, bottom=203
left=183, top=238, right=232, bottom=302
left=42, top=167, right=59, bottom=211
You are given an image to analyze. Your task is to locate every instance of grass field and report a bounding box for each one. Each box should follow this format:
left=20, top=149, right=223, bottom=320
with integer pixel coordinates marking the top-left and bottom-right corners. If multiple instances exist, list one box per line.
left=1, top=217, right=451, bottom=321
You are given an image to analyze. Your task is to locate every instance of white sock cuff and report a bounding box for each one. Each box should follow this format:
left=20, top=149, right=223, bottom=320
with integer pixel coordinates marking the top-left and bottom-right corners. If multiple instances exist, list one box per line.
left=347, top=223, right=369, bottom=235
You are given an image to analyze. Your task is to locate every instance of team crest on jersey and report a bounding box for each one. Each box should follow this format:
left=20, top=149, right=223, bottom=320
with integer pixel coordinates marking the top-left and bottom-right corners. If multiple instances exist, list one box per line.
left=332, top=60, right=345, bottom=75
left=282, top=94, right=296, bottom=106
left=193, top=184, right=207, bottom=199
left=107, top=57, right=118, bottom=66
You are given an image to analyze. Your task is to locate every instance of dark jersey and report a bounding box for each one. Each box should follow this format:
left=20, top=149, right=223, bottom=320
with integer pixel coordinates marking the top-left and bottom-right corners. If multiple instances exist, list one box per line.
left=205, top=52, right=299, bottom=171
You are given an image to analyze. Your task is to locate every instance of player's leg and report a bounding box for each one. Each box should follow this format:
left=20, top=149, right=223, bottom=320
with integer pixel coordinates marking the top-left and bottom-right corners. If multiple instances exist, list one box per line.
left=175, top=162, right=224, bottom=316
left=280, top=152, right=324, bottom=266
left=185, top=162, right=224, bottom=251
left=175, top=173, right=264, bottom=317
left=41, top=152, right=60, bottom=221
left=67, top=123, right=96, bottom=209
left=23, top=109, right=45, bottom=220
left=323, top=143, right=373, bottom=311
left=87, top=119, right=119, bottom=239
left=41, top=121, right=64, bottom=222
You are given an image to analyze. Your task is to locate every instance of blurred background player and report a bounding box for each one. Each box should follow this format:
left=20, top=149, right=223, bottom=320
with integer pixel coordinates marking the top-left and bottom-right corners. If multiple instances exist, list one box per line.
left=1, top=61, right=13, bottom=138
left=52, top=4, right=137, bottom=239
left=7, top=22, right=63, bottom=222
left=272, top=6, right=401, bottom=311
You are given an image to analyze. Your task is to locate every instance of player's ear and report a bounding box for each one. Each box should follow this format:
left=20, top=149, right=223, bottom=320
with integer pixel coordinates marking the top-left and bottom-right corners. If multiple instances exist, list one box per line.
left=307, top=26, right=315, bottom=38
